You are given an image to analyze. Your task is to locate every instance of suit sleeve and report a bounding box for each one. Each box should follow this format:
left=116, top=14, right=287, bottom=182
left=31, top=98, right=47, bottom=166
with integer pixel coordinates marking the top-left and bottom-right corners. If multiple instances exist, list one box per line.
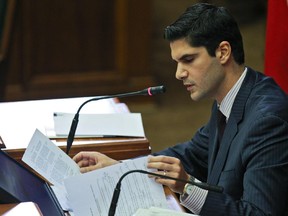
left=153, top=122, right=210, bottom=182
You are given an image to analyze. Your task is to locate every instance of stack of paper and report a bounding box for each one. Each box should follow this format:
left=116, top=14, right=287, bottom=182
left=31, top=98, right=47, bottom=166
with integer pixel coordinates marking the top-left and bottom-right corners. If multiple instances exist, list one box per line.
left=53, top=112, right=145, bottom=138
left=22, top=129, right=170, bottom=216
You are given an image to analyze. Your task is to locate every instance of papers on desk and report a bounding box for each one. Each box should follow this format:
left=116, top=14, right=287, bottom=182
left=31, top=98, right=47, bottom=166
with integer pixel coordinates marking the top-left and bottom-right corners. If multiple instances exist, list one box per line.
left=22, top=129, right=81, bottom=211
left=64, top=157, right=168, bottom=216
left=53, top=112, right=145, bottom=137
left=22, top=129, right=81, bottom=189
left=22, top=129, right=172, bottom=216
left=0, top=97, right=144, bottom=149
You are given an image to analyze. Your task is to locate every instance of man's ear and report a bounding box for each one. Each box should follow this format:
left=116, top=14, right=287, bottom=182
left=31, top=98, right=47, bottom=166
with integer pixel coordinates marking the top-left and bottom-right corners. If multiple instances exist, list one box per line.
left=215, top=41, right=231, bottom=64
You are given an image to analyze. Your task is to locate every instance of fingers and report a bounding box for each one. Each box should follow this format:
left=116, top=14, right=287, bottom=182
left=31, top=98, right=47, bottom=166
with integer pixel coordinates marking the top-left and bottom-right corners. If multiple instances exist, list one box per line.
left=148, top=155, right=178, bottom=163
left=76, top=157, right=96, bottom=168
left=73, top=151, right=97, bottom=163
left=147, top=155, right=189, bottom=193
left=147, top=156, right=179, bottom=181
left=80, top=166, right=95, bottom=173
left=147, top=155, right=181, bottom=172
left=147, top=169, right=168, bottom=179
left=73, top=151, right=99, bottom=172
left=79, top=164, right=102, bottom=173
left=73, top=151, right=120, bottom=172
left=149, top=169, right=188, bottom=194
left=150, top=170, right=179, bottom=189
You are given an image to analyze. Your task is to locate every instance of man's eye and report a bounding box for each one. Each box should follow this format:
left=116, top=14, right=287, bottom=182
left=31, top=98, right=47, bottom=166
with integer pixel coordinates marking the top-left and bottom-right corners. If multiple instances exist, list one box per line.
left=183, top=58, right=193, bottom=63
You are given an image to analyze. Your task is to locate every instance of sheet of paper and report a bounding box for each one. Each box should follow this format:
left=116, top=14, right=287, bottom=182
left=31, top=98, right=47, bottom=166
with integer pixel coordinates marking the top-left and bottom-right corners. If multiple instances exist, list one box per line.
left=22, top=129, right=81, bottom=188
left=53, top=112, right=145, bottom=137
left=64, top=156, right=168, bottom=216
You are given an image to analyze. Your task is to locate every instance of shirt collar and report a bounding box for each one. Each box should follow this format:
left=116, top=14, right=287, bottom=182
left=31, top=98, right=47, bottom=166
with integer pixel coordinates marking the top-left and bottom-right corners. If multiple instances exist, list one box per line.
left=219, top=67, right=247, bottom=120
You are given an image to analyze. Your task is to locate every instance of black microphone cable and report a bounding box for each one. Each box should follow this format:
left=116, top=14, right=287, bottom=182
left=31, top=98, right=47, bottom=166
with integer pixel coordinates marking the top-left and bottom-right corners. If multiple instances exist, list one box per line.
left=108, top=169, right=223, bottom=216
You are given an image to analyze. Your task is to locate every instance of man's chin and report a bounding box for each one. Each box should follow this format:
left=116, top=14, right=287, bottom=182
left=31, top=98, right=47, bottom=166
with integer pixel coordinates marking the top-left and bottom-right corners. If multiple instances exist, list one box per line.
left=190, top=93, right=202, bottom=102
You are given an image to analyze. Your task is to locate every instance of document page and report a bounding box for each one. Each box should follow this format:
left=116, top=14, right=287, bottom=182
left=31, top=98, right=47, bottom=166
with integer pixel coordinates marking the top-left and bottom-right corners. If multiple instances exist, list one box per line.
left=22, top=129, right=81, bottom=188
left=64, top=156, right=168, bottom=216
left=53, top=112, right=145, bottom=137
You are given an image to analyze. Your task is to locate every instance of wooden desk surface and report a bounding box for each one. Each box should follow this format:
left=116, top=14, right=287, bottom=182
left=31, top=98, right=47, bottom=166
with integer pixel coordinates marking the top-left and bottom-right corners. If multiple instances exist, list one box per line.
left=0, top=202, right=43, bottom=216
left=0, top=203, right=17, bottom=215
left=4, top=136, right=151, bottom=164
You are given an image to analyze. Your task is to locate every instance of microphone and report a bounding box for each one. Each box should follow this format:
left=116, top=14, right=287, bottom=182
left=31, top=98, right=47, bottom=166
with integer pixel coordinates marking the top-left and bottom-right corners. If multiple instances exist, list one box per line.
left=108, top=169, right=223, bottom=216
left=66, top=86, right=166, bottom=154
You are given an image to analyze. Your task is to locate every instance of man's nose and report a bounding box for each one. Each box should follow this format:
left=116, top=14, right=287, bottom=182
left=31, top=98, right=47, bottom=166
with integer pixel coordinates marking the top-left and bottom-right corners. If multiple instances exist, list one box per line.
left=175, top=65, right=188, bottom=80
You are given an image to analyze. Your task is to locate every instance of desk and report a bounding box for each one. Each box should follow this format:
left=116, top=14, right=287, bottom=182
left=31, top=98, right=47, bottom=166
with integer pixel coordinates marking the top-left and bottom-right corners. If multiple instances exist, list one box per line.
left=0, top=97, right=184, bottom=214
left=0, top=204, right=18, bottom=215
left=4, top=136, right=151, bottom=164
left=0, top=97, right=148, bottom=160
left=0, top=202, right=43, bottom=216
left=2, top=137, right=186, bottom=214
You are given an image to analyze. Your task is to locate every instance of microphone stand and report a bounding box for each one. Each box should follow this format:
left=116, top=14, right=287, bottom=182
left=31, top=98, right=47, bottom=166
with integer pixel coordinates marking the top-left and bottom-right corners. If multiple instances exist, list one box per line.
left=108, top=169, right=223, bottom=216
left=66, top=86, right=166, bottom=154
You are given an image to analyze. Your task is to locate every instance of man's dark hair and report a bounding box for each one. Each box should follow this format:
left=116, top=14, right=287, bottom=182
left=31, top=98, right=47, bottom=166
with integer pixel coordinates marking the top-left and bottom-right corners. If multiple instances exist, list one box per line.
left=164, top=3, right=244, bottom=65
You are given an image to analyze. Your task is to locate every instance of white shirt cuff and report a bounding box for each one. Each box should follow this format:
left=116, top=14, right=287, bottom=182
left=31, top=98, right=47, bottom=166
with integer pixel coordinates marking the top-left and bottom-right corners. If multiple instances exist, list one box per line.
left=180, top=179, right=208, bottom=214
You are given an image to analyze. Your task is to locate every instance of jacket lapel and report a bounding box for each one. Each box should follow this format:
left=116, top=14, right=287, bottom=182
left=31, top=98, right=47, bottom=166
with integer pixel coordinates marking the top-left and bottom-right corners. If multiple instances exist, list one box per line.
left=208, top=67, right=256, bottom=185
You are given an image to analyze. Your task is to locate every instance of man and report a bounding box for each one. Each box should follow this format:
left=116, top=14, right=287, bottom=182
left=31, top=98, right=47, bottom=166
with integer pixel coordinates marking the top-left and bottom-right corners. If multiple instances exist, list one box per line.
left=73, top=3, right=288, bottom=215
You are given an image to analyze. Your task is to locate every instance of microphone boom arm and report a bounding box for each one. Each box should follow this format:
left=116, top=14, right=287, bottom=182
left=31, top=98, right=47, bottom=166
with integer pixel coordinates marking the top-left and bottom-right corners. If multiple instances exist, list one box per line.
left=66, top=86, right=166, bottom=154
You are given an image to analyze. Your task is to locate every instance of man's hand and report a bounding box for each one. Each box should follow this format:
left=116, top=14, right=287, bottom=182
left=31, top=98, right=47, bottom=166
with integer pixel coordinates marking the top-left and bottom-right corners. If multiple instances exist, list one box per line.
left=147, top=155, right=189, bottom=194
left=73, top=151, right=119, bottom=173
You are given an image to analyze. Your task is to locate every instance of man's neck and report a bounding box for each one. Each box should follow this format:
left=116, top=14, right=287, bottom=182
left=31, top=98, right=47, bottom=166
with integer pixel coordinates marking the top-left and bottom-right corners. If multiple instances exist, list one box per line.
left=216, top=64, right=245, bottom=104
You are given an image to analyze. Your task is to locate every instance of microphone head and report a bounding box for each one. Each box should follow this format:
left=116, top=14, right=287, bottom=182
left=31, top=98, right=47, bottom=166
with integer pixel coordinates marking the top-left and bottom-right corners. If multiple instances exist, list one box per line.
left=147, top=85, right=166, bottom=96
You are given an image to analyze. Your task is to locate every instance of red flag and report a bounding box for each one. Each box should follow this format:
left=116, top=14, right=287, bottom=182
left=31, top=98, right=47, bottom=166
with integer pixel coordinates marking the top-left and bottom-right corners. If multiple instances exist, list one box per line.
left=264, top=0, right=288, bottom=93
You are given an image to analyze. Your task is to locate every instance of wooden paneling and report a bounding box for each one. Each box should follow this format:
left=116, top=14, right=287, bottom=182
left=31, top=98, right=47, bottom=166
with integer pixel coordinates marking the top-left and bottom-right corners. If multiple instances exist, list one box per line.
left=0, top=0, right=16, bottom=61
left=1, top=0, right=154, bottom=101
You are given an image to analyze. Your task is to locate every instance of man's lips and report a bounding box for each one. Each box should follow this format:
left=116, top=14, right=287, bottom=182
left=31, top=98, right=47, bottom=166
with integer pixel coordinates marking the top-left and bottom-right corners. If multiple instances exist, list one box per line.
left=184, top=84, right=194, bottom=91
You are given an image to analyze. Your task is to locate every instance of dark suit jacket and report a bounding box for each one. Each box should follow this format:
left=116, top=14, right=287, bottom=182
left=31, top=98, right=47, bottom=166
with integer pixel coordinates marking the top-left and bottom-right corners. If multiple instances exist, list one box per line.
left=155, top=67, right=288, bottom=215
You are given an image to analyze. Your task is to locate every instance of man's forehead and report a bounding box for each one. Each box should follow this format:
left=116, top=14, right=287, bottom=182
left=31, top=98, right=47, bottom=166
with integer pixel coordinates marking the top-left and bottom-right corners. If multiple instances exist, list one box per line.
left=170, top=39, right=203, bottom=60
